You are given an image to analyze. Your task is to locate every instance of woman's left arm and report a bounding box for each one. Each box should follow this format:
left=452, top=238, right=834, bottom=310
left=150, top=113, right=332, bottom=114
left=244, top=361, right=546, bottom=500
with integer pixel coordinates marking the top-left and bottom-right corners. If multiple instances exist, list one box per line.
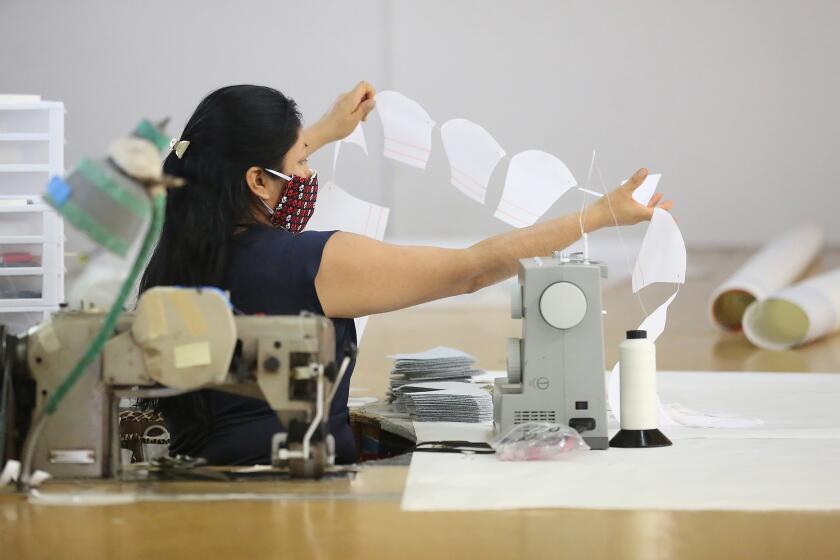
left=304, top=81, right=377, bottom=153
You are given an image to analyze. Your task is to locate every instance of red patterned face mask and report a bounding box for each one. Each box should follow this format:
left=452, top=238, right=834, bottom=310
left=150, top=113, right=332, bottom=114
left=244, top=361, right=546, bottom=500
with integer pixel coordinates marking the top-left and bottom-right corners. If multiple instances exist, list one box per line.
left=262, top=169, right=318, bottom=233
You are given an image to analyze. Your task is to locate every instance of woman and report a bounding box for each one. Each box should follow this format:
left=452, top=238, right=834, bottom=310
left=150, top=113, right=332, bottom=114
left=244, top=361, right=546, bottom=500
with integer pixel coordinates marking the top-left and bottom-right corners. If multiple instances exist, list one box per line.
left=141, top=81, right=673, bottom=465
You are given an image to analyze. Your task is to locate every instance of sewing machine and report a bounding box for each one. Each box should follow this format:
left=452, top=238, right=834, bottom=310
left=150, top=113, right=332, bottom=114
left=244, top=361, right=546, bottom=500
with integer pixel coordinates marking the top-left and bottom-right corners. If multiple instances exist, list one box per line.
left=0, top=120, right=353, bottom=482
left=494, top=252, right=609, bottom=449
left=2, top=287, right=348, bottom=479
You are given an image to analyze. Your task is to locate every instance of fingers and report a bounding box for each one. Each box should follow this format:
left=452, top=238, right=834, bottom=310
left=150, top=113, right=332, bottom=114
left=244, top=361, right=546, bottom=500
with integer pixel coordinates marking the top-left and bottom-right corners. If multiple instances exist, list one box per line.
left=622, top=167, right=648, bottom=192
left=648, top=193, right=674, bottom=211
left=647, top=193, right=663, bottom=208
left=645, top=192, right=673, bottom=213
left=639, top=193, right=673, bottom=224
left=356, top=98, right=376, bottom=122
left=345, top=81, right=377, bottom=121
left=350, top=80, right=376, bottom=104
left=628, top=201, right=655, bottom=224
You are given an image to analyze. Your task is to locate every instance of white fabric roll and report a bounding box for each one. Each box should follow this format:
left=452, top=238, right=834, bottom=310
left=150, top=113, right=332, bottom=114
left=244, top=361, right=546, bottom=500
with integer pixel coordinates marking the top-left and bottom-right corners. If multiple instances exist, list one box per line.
left=743, top=268, right=840, bottom=350
left=710, top=224, right=823, bottom=330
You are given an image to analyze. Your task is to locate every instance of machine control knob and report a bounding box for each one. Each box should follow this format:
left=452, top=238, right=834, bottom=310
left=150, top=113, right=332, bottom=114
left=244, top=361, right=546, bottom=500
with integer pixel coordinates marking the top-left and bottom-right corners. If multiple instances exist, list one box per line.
left=506, top=337, right=522, bottom=384
left=539, top=282, right=588, bottom=330
left=510, top=284, right=523, bottom=319
left=263, top=356, right=281, bottom=373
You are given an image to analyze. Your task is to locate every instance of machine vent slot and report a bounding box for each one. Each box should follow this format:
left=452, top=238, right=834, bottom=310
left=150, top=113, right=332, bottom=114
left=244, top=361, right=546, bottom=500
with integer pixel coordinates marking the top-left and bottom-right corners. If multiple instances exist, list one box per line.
left=513, top=410, right=556, bottom=424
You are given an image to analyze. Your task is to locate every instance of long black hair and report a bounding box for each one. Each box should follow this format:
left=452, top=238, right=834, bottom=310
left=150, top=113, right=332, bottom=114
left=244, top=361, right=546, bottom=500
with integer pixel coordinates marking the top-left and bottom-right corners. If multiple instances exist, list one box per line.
left=140, top=84, right=301, bottom=292
left=138, top=85, right=301, bottom=423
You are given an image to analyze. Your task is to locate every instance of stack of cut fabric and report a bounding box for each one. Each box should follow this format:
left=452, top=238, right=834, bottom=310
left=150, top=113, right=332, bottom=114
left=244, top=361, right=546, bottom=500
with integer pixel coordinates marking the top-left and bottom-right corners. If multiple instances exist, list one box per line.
left=388, top=346, right=482, bottom=394
left=391, top=381, right=493, bottom=423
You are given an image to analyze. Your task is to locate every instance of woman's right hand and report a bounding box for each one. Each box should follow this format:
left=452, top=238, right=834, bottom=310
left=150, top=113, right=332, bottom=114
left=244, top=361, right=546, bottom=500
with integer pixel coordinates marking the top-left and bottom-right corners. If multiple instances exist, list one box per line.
left=586, top=168, right=674, bottom=230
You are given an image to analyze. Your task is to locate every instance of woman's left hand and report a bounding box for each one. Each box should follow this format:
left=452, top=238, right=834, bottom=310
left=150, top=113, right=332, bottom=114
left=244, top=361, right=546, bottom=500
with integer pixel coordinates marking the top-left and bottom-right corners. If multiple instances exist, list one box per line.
left=319, top=81, right=377, bottom=143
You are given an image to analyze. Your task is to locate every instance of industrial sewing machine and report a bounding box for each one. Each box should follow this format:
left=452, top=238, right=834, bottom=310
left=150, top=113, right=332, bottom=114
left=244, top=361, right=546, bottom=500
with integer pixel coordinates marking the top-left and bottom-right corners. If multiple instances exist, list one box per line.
left=2, top=287, right=348, bottom=479
left=0, top=119, right=348, bottom=482
left=494, top=252, right=609, bottom=449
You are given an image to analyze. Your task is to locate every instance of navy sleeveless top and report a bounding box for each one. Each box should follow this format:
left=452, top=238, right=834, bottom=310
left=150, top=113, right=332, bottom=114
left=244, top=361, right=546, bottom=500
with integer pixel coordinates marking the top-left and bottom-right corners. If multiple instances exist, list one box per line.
left=163, top=225, right=357, bottom=465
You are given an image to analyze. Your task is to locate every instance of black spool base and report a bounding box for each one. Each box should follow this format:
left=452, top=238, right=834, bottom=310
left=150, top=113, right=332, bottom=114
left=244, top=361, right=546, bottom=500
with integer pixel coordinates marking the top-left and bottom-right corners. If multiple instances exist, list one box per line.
left=609, top=428, right=673, bottom=448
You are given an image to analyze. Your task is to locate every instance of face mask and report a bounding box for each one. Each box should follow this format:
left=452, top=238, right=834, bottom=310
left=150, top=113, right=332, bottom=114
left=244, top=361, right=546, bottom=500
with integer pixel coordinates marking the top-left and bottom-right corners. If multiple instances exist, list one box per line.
left=261, top=168, right=318, bottom=233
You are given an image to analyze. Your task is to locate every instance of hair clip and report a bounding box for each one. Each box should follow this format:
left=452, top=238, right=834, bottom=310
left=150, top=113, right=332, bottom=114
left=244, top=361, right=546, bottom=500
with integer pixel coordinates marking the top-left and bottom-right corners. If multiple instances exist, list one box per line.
left=169, top=138, right=191, bottom=159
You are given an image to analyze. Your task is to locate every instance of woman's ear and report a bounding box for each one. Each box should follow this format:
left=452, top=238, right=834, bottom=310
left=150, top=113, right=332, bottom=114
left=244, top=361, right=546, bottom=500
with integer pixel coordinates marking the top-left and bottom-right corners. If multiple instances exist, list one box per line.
left=245, top=166, right=271, bottom=201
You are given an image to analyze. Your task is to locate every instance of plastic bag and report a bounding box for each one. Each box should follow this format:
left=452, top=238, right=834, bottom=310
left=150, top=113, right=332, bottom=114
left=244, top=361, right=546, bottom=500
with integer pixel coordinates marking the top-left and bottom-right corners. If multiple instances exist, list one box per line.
left=494, top=422, right=590, bottom=461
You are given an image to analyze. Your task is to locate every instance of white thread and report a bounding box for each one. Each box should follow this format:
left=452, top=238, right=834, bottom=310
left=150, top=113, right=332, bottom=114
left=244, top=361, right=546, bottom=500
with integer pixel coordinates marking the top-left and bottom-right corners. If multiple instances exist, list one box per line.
left=576, top=186, right=604, bottom=198
left=593, top=159, right=648, bottom=317
left=578, top=150, right=598, bottom=261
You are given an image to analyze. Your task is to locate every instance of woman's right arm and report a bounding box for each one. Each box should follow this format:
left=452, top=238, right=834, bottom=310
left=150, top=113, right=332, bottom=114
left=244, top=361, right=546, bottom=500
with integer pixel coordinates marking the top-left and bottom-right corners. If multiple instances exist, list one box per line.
left=314, top=168, right=671, bottom=319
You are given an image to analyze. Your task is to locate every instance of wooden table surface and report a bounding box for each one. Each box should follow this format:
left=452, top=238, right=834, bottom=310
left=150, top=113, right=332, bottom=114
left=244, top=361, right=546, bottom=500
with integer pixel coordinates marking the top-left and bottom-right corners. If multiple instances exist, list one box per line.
left=2, top=249, right=839, bottom=560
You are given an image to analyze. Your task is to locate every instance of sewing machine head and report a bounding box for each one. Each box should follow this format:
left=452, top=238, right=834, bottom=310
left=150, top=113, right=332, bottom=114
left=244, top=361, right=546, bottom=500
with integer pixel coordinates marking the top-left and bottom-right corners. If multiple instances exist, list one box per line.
left=2, top=287, right=343, bottom=479
left=494, top=252, right=609, bottom=449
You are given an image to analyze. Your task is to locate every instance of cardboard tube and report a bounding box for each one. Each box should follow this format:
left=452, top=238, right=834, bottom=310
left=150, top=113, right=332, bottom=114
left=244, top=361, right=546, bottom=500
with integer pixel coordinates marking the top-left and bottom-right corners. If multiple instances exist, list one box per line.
left=710, top=224, right=823, bottom=330
left=743, top=268, right=840, bottom=350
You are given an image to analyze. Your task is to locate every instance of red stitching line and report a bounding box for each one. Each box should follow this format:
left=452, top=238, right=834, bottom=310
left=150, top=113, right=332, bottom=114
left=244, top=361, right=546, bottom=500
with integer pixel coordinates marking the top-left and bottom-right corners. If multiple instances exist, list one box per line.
left=365, top=204, right=373, bottom=236
left=451, top=166, right=487, bottom=191
left=452, top=176, right=483, bottom=197
left=498, top=196, right=540, bottom=217
left=384, top=135, right=432, bottom=153
left=494, top=205, right=528, bottom=226
left=384, top=145, right=428, bottom=165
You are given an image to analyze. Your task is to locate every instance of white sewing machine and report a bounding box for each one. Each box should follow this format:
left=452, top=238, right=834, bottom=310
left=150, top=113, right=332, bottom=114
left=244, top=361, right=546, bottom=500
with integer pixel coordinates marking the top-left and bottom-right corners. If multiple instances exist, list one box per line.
left=494, top=252, right=610, bottom=449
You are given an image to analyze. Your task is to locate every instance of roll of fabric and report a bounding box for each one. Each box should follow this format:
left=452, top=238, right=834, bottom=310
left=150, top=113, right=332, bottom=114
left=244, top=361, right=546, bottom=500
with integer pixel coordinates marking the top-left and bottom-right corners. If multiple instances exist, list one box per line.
left=743, top=267, right=840, bottom=351
left=709, top=224, right=823, bottom=331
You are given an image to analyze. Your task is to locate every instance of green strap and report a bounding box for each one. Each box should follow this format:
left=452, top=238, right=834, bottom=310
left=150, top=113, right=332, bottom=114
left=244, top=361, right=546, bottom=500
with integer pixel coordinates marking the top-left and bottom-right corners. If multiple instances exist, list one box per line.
left=45, top=190, right=166, bottom=415
left=45, top=198, right=131, bottom=256
left=76, top=158, right=151, bottom=219
left=133, top=119, right=170, bottom=152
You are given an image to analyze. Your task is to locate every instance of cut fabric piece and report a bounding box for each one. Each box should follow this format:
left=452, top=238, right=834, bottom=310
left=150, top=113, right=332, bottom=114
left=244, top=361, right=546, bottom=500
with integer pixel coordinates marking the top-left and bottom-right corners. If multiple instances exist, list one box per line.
left=332, top=122, right=368, bottom=172
left=305, top=180, right=390, bottom=344
left=388, top=346, right=481, bottom=395
left=631, top=207, right=686, bottom=293
left=375, top=91, right=435, bottom=169
left=657, top=371, right=830, bottom=436
left=306, top=180, right=389, bottom=241
left=440, top=119, right=506, bottom=204
left=638, top=289, right=679, bottom=341
left=392, top=381, right=493, bottom=423
left=664, top=403, right=763, bottom=429
left=629, top=172, right=662, bottom=206
left=494, top=150, right=577, bottom=228
left=355, top=317, right=370, bottom=345
left=634, top=291, right=678, bottom=430
left=608, top=291, right=679, bottom=428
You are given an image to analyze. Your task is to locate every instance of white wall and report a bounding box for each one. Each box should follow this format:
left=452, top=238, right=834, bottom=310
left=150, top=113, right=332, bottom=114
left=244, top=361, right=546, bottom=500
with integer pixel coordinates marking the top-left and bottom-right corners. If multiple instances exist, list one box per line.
left=2, top=0, right=838, bottom=250
left=382, top=0, right=840, bottom=247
